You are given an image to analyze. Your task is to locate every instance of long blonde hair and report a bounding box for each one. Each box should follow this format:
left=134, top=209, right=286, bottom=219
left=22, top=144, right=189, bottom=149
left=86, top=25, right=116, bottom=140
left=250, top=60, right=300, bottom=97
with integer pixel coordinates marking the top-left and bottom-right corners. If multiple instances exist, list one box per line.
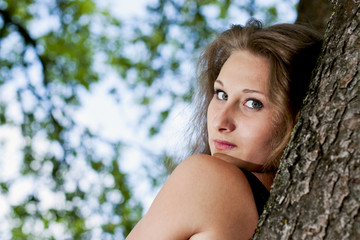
left=187, top=19, right=322, bottom=171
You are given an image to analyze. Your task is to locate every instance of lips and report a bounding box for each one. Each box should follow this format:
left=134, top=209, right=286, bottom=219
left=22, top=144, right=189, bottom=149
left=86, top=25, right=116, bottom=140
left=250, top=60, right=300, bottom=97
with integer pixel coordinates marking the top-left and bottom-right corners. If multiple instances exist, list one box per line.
left=214, top=140, right=237, bottom=150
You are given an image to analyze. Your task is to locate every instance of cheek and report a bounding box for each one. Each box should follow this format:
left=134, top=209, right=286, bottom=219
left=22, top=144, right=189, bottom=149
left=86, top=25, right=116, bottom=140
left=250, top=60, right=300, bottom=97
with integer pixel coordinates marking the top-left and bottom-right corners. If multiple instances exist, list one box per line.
left=206, top=100, right=215, bottom=128
left=244, top=117, right=274, bottom=146
left=240, top=120, right=274, bottom=164
left=206, top=104, right=214, bottom=153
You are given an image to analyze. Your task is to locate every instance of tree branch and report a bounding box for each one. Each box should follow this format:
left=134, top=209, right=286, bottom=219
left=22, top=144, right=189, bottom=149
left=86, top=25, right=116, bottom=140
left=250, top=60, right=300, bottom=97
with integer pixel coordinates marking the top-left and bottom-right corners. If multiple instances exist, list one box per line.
left=0, top=9, right=36, bottom=47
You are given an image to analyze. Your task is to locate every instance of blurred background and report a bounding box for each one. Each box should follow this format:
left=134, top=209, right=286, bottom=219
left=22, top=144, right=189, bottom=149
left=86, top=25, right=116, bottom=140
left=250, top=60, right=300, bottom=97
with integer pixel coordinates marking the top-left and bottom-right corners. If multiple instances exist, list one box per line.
left=0, top=0, right=310, bottom=239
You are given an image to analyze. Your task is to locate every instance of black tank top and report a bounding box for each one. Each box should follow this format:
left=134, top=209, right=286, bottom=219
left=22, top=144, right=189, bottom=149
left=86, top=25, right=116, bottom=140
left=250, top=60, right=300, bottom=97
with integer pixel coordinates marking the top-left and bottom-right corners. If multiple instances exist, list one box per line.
left=241, top=169, right=270, bottom=216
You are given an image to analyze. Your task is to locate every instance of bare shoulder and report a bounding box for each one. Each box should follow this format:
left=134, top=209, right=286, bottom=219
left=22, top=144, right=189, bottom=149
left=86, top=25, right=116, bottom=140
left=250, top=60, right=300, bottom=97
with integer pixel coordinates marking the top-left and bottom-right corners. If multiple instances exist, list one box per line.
left=126, top=154, right=258, bottom=240
left=183, top=155, right=259, bottom=239
left=182, top=153, right=249, bottom=177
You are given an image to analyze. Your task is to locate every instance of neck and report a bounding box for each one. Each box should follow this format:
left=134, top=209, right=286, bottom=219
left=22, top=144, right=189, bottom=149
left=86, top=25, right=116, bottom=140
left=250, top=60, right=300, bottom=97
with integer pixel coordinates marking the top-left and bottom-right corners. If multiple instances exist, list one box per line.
left=252, top=171, right=276, bottom=191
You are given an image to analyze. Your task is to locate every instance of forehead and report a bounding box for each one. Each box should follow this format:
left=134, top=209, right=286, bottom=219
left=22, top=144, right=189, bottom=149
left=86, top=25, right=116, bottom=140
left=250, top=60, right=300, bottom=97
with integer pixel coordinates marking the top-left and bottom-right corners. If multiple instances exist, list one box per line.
left=216, top=50, right=270, bottom=92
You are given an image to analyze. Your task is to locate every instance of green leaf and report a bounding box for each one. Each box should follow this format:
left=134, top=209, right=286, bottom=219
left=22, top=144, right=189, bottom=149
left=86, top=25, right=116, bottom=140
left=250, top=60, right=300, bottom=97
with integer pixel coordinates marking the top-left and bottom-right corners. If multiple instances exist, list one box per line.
left=160, top=110, right=169, bottom=123
left=102, top=222, right=117, bottom=234
left=149, top=126, right=159, bottom=137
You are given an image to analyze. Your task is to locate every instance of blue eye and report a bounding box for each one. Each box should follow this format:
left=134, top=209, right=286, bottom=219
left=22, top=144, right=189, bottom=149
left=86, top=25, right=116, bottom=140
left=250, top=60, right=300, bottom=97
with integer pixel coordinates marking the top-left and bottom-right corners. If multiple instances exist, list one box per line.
left=215, top=90, right=228, bottom=101
left=245, top=99, right=263, bottom=110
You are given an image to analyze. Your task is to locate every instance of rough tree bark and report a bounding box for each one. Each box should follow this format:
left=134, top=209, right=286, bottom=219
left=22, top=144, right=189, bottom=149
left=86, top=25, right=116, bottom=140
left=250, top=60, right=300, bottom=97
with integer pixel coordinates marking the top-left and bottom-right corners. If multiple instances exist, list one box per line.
left=252, top=0, right=360, bottom=239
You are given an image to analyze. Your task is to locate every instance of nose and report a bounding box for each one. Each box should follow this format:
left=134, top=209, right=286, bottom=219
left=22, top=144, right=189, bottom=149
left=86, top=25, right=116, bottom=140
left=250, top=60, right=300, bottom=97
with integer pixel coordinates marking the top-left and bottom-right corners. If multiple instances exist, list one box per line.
left=215, top=105, right=236, bottom=133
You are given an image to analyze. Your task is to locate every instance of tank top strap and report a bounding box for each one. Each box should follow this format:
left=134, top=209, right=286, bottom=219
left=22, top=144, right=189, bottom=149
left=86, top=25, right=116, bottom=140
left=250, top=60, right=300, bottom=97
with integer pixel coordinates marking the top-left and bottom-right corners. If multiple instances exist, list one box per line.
left=241, top=168, right=270, bottom=216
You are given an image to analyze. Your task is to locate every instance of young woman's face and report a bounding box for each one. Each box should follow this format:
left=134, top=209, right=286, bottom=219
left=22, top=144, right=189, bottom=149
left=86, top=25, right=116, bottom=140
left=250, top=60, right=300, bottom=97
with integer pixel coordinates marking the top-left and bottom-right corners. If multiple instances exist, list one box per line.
left=207, top=50, right=275, bottom=166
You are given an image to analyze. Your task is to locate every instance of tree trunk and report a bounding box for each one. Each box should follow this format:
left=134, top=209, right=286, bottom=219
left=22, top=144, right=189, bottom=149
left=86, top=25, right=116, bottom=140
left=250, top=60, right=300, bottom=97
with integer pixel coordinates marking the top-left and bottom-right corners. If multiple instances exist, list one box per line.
left=252, top=0, right=360, bottom=239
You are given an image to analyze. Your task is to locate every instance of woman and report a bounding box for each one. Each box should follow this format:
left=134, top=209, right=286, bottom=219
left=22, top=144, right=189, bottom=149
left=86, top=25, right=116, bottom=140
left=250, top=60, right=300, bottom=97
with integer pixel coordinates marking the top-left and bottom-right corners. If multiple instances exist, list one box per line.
left=126, top=19, right=322, bottom=239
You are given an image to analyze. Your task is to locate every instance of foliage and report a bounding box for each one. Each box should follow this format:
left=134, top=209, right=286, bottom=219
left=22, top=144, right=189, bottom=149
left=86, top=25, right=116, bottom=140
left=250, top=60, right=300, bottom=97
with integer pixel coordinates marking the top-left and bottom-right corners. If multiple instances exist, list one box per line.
left=0, top=0, right=141, bottom=238
left=0, top=0, right=294, bottom=238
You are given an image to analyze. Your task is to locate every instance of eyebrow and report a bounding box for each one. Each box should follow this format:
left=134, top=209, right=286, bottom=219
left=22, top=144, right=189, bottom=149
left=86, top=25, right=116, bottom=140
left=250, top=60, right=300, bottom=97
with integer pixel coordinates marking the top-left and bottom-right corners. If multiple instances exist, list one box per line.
left=214, top=79, right=224, bottom=86
left=215, top=79, right=265, bottom=95
left=243, top=89, right=265, bottom=95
